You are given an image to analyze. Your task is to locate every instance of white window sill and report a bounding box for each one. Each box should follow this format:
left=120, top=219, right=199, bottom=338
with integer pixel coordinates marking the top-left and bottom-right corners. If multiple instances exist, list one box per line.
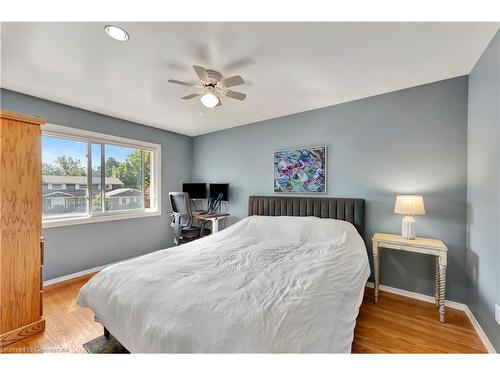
left=42, top=210, right=161, bottom=229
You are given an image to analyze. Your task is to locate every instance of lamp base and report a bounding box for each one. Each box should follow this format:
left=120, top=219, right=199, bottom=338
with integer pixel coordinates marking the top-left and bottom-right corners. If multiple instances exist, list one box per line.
left=401, top=215, right=416, bottom=239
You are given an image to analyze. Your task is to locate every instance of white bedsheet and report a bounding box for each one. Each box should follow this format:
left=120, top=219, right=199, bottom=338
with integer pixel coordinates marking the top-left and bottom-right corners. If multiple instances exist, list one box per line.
left=77, top=215, right=370, bottom=353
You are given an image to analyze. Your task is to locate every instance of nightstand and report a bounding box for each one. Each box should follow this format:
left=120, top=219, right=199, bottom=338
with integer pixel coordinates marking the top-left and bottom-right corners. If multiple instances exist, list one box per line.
left=372, top=232, right=448, bottom=322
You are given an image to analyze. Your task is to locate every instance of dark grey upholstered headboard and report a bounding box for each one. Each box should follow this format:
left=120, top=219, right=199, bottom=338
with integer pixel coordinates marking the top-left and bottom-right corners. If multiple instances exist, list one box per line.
left=248, top=196, right=365, bottom=238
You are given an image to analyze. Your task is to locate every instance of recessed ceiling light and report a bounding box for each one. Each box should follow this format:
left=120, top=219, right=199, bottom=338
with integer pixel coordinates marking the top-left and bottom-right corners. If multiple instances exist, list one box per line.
left=200, top=93, right=220, bottom=108
left=104, top=25, right=129, bottom=41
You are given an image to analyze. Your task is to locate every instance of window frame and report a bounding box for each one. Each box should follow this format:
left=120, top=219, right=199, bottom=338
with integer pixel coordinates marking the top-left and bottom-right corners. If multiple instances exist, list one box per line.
left=42, top=123, right=162, bottom=229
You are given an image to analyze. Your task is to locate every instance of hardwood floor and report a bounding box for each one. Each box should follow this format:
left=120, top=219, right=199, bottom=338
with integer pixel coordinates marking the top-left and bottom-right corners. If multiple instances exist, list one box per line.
left=0, top=274, right=487, bottom=353
left=0, top=274, right=101, bottom=353
left=353, top=289, right=487, bottom=353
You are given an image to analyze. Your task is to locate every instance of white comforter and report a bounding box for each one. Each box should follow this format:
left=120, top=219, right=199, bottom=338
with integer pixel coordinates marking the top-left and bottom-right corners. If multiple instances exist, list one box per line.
left=77, top=215, right=370, bottom=353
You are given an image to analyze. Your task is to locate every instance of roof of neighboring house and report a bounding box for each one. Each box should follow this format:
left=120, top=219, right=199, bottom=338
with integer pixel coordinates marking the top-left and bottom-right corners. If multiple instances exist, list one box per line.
left=42, top=175, right=123, bottom=185
left=44, top=191, right=79, bottom=197
left=105, top=188, right=142, bottom=197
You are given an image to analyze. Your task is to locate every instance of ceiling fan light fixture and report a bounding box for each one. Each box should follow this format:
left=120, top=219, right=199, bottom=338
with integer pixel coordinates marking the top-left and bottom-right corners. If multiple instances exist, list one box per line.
left=200, top=93, right=219, bottom=108
left=104, top=25, right=129, bottom=41
left=170, top=64, right=246, bottom=108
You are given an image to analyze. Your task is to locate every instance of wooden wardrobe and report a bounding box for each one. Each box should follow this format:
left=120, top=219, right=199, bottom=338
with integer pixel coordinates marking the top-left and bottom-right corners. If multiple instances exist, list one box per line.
left=0, top=110, right=46, bottom=347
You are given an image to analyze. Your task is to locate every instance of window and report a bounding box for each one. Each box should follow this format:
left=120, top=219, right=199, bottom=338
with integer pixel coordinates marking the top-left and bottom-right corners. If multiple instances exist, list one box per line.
left=42, top=136, right=88, bottom=219
left=42, top=124, right=161, bottom=228
left=104, top=144, right=144, bottom=212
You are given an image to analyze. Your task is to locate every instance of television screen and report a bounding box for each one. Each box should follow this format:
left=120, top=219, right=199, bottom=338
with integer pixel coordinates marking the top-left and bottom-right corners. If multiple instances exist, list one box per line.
left=182, top=183, right=207, bottom=199
left=209, top=183, right=229, bottom=202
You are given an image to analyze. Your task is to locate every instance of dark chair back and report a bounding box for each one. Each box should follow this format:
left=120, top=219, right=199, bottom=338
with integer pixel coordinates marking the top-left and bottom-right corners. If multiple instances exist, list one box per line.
left=169, top=191, right=193, bottom=229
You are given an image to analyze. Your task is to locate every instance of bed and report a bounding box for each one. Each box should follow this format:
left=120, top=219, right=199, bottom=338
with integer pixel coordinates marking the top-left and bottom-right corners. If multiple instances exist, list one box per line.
left=77, top=196, right=370, bottom=353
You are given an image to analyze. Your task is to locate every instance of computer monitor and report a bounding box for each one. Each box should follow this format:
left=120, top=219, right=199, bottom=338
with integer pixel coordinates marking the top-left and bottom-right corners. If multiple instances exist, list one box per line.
left=182, top=183, right=207, bottom=199
left=209, top=183, right=229, bottom=202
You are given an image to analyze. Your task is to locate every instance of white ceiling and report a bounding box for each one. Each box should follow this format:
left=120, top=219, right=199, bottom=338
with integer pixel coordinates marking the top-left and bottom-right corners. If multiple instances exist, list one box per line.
left=1, top=22, right=498, bottom=136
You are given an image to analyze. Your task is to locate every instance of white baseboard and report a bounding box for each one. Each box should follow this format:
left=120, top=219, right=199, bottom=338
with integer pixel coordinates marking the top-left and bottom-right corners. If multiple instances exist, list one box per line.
left=366, top=282, right=496, bottom=353
left=463, top=305, right=497, bottom=354
left=365, top=281, right=467, bottom=310
left=43, top=255, right=138, bottom=286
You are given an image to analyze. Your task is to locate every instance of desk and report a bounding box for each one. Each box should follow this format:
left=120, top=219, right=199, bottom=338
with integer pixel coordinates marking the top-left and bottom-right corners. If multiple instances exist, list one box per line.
left=193, top=213, right=230, bottom=234
left=372, top=232, right=448, bottom=322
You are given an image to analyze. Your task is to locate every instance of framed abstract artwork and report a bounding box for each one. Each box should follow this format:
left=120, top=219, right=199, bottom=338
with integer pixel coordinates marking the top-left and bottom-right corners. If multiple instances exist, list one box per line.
left=273, top=146, right=327, bottom=193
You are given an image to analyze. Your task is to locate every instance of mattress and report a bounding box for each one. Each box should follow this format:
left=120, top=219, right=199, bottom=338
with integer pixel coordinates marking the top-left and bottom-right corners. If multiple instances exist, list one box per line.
left=77, top=215, right=370, bottom=353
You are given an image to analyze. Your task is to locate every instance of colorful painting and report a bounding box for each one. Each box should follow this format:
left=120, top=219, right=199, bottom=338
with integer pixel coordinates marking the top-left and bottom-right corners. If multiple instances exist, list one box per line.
left=274, top=146, right=327, bottom=193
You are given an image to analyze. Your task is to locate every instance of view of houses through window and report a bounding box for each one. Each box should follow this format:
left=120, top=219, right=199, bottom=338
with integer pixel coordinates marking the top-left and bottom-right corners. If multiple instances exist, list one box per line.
left=42, top=134, right=152, bottom=220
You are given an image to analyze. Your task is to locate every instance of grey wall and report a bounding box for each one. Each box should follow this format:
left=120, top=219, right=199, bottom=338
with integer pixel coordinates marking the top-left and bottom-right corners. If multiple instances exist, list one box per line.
left=1, top=89, right=193, bottom=280
left=193, top=77, right=469, bottom=303
left=467, top=30, right=500, bottom=351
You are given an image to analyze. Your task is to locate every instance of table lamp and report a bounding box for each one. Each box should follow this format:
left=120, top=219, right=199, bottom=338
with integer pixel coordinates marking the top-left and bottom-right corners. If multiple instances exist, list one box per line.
left=394, top=195, right=425, bottom=240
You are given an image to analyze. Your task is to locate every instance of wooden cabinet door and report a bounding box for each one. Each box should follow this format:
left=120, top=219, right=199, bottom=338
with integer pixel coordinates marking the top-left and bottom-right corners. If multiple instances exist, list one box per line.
left=0, top=116, right=42, bottom=334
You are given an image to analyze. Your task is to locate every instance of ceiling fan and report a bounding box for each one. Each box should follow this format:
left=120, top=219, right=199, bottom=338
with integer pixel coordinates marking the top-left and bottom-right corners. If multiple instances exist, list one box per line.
left=168, top=65, right=247, bottom=108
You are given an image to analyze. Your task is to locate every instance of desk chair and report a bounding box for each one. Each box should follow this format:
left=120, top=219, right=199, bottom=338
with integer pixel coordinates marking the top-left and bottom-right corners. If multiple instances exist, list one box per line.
left=169, top=192, right=210, bottom=245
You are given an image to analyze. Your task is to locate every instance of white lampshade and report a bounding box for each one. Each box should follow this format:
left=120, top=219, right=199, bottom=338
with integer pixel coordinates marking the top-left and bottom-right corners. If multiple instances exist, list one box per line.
left=394, top=195, right=425, bottom=215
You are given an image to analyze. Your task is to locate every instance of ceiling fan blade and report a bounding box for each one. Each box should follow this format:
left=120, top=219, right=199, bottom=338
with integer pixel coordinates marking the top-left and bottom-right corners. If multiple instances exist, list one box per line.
left=168, top=79, right=194, bottom=86
left=223, top=90, right=247, bottom=101
left=223, top=56, right=255, bottom=71
left=193, top=65, right=209, bottom=81
left=221, top=75, right=244, bottom=88
left=181, top=93, right=202, bottom=100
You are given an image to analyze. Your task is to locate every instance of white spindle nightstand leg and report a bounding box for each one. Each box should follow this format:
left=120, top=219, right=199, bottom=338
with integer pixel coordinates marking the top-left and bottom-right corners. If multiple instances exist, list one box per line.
left=211, top=218, right=219, bottom=233
left=434, top=257, right=440, bottom=308
left=438, top=254, right=447, bottom=323
left=373, top=242, right=380, bottom=303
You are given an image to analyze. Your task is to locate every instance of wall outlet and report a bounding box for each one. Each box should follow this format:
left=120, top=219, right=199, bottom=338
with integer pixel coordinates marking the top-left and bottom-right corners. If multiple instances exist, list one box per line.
left=496, top=304, right=500, bottom=325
